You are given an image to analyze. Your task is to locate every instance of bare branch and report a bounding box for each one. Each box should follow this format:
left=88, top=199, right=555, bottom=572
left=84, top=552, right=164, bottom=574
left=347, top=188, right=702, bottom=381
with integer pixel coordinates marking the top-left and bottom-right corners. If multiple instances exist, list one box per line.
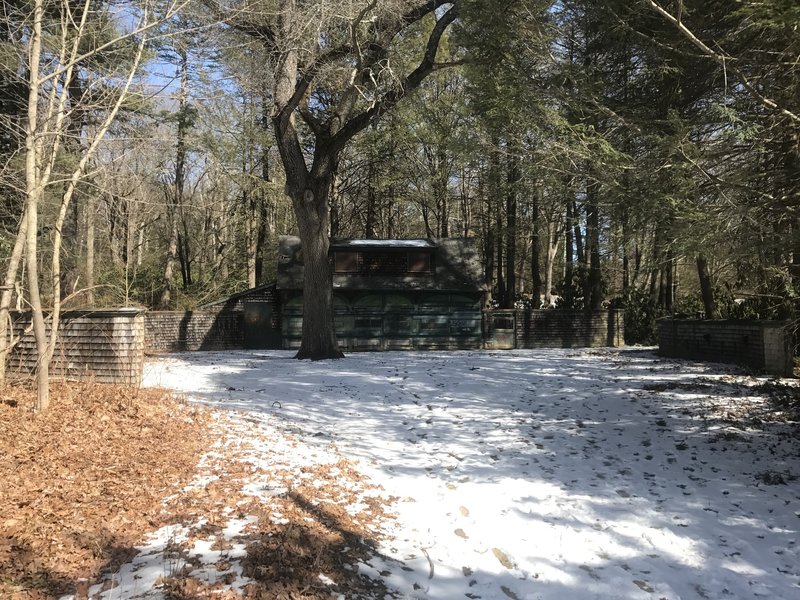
left=645, top=0, right=800, bottom=124
left=38, top=0, right=193, bottom=86
left=329, top=3, right=459, bottom=153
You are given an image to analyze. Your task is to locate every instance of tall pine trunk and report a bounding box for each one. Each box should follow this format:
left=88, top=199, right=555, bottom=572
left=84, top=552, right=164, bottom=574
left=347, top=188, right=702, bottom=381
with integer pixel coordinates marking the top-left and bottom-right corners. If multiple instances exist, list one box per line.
left=697, top=254, right=718, bottom=319
left=530, top=187, right=543, bottom=308
left=585, top=181, right=602, bottom=310
left=504, top=153, right=519, bottom=308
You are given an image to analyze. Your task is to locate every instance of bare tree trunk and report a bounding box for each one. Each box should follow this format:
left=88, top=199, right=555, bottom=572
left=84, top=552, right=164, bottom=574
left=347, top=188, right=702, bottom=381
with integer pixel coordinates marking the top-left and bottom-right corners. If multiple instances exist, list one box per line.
left=697, top=253, right=718, bottom=319
left=85, top=194, right=95, bottom=306
left=245, top=190, right=257, bottom=288
left=365, top=160, right=377, bottom=238
left=572, top=199, right=584, bottom=265
left=664, top=250, right=674, bottom=312
left=24, top=0, right=49, bottom=411
left=632, top=241, right=642, bottom=287
left=564, top=195, right=574, bottom=305
left=26, top=189, right=49, bottom=411
left=137, top=222, right=145, bottom=268
left=649, top=230, right=660, bottom=304
left=386, top=187, right=395, bottom=238
left=496, top=205, right=505, bottom=309
left=504, top=153, right=519, bottom=307
left=530, top=188, right=542, bottom=308
left=459, top=166, right=472, bottom=237
left=437, top=146, right=449, bottom=237
left=175, top=46, right=191, bottom=289
left=255, top=197, right=269, bottom=285
left=586, top=181, right=602, bottom=310
left=160, top=198, right=179, bottom=308
left=272, top=37, right=342, bottom=359
left=0, top=208, right=28, bottom=385
left=490, top=138, right=505, bottom=307
left=544, top=224, right=559, bottom=307
left=484, top=199, right=495, bottom=307
left=289, top=176, right=343, bottom=359
left=622, top=234, right=630, bottom=297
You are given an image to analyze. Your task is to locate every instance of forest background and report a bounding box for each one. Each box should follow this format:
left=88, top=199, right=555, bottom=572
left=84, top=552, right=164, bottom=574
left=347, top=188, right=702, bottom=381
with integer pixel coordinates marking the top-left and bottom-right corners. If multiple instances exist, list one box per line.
left=1, top=0, right=798, bottom=387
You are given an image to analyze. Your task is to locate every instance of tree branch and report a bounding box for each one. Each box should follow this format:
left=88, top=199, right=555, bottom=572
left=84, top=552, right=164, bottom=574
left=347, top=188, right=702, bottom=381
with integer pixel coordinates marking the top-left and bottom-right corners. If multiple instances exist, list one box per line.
left=328, top=3, right=459, bottom=154
left=645, top=0, right=800, bottom=124
left=402, top=0, right=455, bottom=26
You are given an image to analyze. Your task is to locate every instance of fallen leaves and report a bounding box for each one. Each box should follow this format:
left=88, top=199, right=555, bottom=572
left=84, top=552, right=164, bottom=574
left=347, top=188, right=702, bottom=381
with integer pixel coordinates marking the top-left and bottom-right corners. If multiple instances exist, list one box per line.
left=0, top=381, right=213, bottom=599
left=0, top=379, right=400, bottom=600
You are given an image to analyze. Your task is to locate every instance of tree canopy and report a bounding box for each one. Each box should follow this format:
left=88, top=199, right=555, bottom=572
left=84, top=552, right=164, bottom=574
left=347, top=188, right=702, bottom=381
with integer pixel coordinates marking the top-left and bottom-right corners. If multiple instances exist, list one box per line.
left=1, top=0, right=799, bottom=387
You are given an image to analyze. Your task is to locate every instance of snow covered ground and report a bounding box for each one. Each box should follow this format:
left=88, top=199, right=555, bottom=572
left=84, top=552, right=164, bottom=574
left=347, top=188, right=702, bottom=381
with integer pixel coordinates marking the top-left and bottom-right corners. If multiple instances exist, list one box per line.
left=133, top=347, right=800, bottom=599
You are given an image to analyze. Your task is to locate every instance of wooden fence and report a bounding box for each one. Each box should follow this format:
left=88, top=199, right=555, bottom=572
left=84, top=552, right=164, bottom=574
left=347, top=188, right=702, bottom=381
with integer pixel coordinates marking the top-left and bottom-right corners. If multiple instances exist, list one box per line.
left=657, top=319, right=792, bottom=376
left=9, top=309, right=145, bottom=385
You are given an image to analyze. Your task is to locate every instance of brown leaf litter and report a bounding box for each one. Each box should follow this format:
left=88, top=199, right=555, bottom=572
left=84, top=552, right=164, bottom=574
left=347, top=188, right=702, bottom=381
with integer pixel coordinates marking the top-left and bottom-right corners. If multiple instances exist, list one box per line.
left=0, top=382, right=398, bottom=600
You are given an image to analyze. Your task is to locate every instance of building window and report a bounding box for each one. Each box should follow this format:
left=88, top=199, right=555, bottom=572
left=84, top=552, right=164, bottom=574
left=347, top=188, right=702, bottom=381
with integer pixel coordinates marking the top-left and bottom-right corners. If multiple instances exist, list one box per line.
left=493, top=316, right=515, bottom=331
left=334, top=251, right=359, bottom=272
left=407, top=251, right=431, bottom=273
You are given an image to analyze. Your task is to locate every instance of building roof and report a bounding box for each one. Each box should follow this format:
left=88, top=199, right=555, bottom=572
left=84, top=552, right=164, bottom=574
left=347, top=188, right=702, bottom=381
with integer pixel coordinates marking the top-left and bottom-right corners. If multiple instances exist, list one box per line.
left=199, top=282, right=277, bottom=309
left=331, top=239, right=436, bottom=249
left=277, top=235, right=486, bottom=292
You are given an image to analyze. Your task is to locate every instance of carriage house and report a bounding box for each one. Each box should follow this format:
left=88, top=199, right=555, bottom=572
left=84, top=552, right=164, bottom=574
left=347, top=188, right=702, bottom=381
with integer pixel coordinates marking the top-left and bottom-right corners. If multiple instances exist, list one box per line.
left=277, top=236, right=487, bottom=351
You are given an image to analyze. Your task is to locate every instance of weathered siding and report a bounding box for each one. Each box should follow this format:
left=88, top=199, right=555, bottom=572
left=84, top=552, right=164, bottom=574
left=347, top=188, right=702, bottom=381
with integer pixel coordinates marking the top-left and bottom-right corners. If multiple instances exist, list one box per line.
left=282, top=290, right=483, bottom=351
left=657, top=319, right=792, bottom=376
left=277, top=236, right=487, bottom=293
left=144, top=310, right=243, bottom=352
left=514, top=310, right=624, bottom=349
left=203, top=283, right=279, bottom=320
left=9, top=310, right=144, bottom=385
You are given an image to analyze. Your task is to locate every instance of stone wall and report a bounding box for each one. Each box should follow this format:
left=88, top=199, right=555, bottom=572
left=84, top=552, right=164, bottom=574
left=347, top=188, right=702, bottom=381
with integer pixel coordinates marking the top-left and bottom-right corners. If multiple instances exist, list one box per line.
left=657, top=319, right=792, bottom=376
left=144, top=310, right=243, bottom=352
left=514, top=310, right=624, bottom=349
left=9, top=309, right=145, bottom=385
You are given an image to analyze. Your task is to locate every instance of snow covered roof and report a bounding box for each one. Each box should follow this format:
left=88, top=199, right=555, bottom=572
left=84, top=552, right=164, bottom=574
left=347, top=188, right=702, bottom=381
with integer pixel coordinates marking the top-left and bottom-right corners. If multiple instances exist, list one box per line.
left=277, top=235, right=485, bottom=291
left=331, top=239, right=436, bottom=249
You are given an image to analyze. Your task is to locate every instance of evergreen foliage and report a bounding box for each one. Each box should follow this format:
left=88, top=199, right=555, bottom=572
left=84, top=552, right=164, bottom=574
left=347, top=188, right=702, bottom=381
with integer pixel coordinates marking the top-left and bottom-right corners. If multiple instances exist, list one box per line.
left=2, top=0, right=798, bottom=356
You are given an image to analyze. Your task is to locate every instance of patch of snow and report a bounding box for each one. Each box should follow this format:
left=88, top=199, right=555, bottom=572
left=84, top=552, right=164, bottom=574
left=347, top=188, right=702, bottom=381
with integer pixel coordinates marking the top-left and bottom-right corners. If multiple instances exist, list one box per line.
left=126, top=348, right=800, bottom=599
left=333, top=239, right=435, bottom=248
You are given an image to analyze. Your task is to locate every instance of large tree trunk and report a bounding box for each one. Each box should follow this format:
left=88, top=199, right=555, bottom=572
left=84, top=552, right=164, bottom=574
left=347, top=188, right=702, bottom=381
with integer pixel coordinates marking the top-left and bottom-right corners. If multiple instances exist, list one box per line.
left=265, top=0, right=456, bottom=358
left=290, top=175, right=343, bottom=360
left=159, top=198, right=179, bottom=309
left=530, top=188, right=543, bottom=308
left=175, top=46, right=191, bottom=290
left=697, top=253, right=718, bottom=319
left=504, top=154, right=519, bottom=308
left=564, top=194, right=575, bottom=306
left=544, top=223, right=559, bottom=307
left=586, top=181, right=602, bottom=310
left=272, top=40, right=342, bottom=359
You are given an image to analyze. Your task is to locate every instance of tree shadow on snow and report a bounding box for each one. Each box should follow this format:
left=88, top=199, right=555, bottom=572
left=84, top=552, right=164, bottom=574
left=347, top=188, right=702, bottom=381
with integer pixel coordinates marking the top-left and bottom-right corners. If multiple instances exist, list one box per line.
left=153, top=347, right=800, bottom=599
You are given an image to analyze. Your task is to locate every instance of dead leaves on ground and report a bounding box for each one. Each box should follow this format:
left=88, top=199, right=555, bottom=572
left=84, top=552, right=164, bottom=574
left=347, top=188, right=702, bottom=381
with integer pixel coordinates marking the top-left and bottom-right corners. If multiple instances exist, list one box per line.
left=0, top=382, right=213, bottom=599
left=0, top=383, right=397, bottom=600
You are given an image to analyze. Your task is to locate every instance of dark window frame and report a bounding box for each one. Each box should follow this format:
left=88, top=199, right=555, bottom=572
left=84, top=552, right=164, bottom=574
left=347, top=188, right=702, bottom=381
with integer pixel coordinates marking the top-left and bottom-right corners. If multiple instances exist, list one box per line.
left=334, top=251, right=359, bottom=273
left=407, top=251, right=432, bottom=273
